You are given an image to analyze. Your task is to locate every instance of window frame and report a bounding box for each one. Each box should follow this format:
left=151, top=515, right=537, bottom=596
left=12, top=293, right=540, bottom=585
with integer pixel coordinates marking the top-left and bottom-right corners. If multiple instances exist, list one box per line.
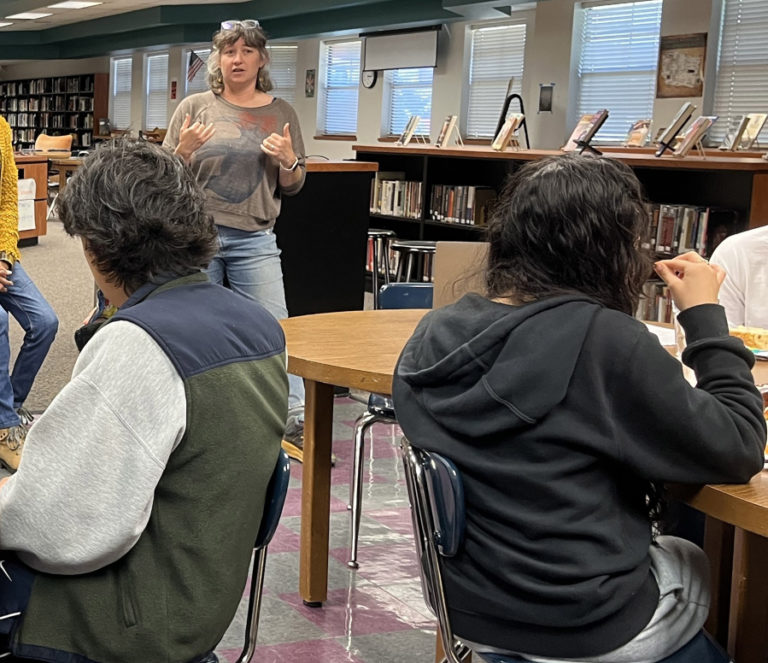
left=317, top=38, right=362, bottom=138
left=144, top=51, right=170, bottom=131
left=267, top=43, right=298, bottom=104
left=462, top=19, right=529, bottom=140
left=109, top=55, right=133, bottom=131
left=570, top=0, right=663, bottom=145
left=381, top=67, right=434, bottom=138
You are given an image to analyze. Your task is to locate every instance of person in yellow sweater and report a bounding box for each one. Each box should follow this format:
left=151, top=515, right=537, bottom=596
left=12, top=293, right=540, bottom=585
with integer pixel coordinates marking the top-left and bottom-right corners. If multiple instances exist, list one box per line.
left=0, top=117, right=58, bottom=471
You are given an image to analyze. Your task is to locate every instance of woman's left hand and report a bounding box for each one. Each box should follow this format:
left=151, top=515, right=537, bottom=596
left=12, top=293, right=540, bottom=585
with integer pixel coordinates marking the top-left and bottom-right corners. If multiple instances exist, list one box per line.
left=261, top=123, right=297, bottom=169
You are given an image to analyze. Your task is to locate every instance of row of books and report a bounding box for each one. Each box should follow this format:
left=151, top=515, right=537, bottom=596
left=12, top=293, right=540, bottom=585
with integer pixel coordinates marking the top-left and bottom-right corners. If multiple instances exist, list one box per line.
left=643, top=203, right=716, bottom=256
left=429, top=184, right=496, bottom=226
left=369, top=175, right=423, bottom=219
left=5, top=113, right=94, bottom=130
left=369, top=172, right=496, bottom=227
left=11, top=129, right=93, bottom=147
left=2, top=96, right=94, bottom=113
left=0, top=76, right=95, bottom=97
left=637, top=282, right=674, bottom=323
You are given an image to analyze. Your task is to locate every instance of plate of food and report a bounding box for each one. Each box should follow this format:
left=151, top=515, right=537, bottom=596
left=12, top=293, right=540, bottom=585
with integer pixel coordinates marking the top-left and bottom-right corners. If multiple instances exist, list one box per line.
left=729, top=326, right=768, bottom=359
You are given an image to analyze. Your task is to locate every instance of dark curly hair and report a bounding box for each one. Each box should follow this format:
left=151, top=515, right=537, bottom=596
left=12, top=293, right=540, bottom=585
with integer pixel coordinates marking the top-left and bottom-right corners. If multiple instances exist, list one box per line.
left=485, top=154, right=653, bottom=315
left=58, top=138, right=217, bottom=295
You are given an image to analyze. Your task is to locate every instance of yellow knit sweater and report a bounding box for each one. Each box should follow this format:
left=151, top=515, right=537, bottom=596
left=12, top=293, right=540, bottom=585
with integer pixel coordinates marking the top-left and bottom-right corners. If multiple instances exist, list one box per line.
left=0, top=117, right=20, bottom=265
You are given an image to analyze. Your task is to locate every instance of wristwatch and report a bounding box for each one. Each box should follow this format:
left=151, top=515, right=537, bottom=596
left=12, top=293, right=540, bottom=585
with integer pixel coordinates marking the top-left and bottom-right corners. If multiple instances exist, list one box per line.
left=280, top=156, right=299, bottom=172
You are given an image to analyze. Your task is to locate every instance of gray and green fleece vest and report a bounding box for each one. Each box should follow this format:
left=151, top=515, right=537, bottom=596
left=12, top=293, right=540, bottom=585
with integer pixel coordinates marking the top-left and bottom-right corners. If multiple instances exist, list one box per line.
left=13, top=273, right=288, bottom=663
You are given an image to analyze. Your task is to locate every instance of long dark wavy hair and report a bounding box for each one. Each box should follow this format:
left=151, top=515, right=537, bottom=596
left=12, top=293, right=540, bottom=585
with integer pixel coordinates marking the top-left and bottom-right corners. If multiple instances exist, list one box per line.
left=485, top=154, right=653, bottom=316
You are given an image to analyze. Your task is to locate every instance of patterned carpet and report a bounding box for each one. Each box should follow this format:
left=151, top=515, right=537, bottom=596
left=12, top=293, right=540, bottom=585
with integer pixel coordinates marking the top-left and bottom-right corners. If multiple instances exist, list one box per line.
left=214, top=397, right=438, bottom=662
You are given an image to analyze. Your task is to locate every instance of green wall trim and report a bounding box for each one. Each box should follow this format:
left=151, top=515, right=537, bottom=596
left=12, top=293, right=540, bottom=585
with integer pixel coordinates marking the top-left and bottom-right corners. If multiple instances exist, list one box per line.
left=1, top=0, right=468, bottom=60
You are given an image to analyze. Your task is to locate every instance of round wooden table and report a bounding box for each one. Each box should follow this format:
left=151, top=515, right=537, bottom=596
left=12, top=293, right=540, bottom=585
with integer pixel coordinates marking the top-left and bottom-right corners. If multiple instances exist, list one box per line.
left=280, top=309, right=427, bottom=606
left=282, top=309, right=768, bottom=663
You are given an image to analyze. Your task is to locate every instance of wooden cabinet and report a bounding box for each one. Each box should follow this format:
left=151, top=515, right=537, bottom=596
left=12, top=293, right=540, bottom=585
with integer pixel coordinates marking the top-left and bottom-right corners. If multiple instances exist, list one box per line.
left=0, top=73, right=108, bottom=149
left=14, top=155, right=48, bottom=242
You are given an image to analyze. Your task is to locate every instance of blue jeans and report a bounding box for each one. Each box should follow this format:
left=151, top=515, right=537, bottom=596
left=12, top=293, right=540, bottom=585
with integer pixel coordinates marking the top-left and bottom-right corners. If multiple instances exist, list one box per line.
left=207, top=226, right=304, bottom=412
left=0, top=262, right=58, bottom=428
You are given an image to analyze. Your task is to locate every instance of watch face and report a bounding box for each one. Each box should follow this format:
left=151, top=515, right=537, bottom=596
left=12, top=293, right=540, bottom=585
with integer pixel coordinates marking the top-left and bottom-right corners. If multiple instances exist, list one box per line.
left=362, top=70, right=377, bottom=88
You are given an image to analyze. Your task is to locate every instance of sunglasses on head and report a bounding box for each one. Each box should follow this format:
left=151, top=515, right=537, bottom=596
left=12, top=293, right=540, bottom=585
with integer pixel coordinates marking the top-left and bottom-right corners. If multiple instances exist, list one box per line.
left=220, top=19, right=260, bottom=30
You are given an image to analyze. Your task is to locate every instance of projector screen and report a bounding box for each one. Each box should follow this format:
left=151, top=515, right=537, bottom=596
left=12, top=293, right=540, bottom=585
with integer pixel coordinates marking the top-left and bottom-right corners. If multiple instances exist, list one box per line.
left=362, top=29, right=439, bottom=71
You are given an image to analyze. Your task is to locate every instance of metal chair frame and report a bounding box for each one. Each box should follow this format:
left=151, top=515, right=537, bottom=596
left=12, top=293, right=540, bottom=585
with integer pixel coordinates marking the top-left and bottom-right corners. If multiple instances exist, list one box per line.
left=236, top=449, right=291, bottom=663
left=347, top=283, right=433, bottom=569
left=400, top=436, right=472, bottom=663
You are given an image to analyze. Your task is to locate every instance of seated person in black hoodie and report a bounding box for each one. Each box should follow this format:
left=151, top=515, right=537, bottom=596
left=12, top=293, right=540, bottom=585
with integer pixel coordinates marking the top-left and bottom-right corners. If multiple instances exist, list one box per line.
left=393, top=155, right=766, bottom=663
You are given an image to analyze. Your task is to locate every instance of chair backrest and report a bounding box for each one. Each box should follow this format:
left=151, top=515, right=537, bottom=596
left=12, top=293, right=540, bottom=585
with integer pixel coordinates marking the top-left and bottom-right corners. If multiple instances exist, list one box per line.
left=378, top=282, right=434, bottom=310
left=35, top=132, right=73, bottom=151
left=255, top=448, right=291, bottom=550
left=400, top=436, right=468, bottom=663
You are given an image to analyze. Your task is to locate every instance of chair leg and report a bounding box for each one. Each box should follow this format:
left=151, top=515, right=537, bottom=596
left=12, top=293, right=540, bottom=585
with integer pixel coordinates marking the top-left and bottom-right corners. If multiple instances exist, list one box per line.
left=371, top=239, right=380, bottom=310
left=236, top=548, right=268, bottom=663
left=348, top=410, right=385, bottom=569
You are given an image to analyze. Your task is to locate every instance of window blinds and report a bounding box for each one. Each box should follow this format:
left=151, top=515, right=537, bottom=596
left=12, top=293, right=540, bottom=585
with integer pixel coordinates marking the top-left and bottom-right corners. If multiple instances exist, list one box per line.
left=145, top=53, right=169, bottom=130
left=267, top=44, right=298, bottom=105
left=384, top=67, right=433, bottom=136
left=466, top=23, right=526, bottom=139
left=576, top=0, right=662, bottom=143
left=185, top=48, right=210, bottom=96
left=711, top=0, right=768, bottom=145
left=110, top=57, right=132, bottom=130
left=319, top=40, right=361, bottom=135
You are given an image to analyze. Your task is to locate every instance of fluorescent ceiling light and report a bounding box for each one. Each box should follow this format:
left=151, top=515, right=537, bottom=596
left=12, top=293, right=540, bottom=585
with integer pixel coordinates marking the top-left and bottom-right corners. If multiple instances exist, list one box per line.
left=5, top=12, right=53, bottom=19
left=0, top=22, right=13, bottom=27
left=48, top=1, right=103, bottom=7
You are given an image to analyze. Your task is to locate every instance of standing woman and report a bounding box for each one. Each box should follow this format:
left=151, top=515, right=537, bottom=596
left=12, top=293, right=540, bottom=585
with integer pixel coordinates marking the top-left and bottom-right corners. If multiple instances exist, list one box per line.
left=164, top=19, right=306, bottom=454
left=0, top=116, right=58, bottom=470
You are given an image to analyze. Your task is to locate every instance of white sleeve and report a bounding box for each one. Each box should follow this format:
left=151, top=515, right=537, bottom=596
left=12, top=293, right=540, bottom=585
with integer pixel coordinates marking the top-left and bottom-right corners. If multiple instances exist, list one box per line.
left=710, top=239, right=746, bottom=327
left=0, top=321, right=186, bottom=574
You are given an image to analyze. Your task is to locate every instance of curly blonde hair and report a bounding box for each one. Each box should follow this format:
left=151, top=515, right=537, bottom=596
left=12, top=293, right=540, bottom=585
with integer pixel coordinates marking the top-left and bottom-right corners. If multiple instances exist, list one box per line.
left=207, top=22, right=273, bottom=94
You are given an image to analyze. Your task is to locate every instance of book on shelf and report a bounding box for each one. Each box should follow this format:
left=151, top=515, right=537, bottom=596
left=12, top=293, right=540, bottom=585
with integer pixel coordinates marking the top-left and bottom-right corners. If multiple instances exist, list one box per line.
left=623, top=119, right=651, bottom=147
left=739, top=113, right=767, bottom=150
left=675, top=115, right=717, bottom=157
left=435, top=114, right=459, bottom=148
left=429, top=184, right=495, bottom=226
left=491, top=113, right=524, bottom=151
left=561, top=110, right=608, bottom=152
left=655, top=102, right=696, bottom=156
left=395, top=115, right=421, bottom=146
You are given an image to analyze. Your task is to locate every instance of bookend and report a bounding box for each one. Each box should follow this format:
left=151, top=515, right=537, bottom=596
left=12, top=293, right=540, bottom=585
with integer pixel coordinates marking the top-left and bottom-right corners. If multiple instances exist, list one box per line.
left=575, top=138, right=602, bottom=156
left=494, top=93, right=530, bottom=149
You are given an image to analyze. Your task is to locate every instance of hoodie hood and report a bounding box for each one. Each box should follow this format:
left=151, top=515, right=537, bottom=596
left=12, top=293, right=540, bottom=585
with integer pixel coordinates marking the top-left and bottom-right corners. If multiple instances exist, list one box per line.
left=394, top=293, right=601, bottom=438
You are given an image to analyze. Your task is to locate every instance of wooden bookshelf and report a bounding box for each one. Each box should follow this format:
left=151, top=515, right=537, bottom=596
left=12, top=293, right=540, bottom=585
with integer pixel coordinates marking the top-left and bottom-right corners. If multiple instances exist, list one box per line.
left=0, top=73, right=108, bottom=149
left=353, top=145, right=768, bottom=241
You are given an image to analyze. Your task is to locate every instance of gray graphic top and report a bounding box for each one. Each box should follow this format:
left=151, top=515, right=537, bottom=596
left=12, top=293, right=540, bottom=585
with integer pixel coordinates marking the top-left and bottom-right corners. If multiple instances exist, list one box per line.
left=164, top=91, right=306, bottom=232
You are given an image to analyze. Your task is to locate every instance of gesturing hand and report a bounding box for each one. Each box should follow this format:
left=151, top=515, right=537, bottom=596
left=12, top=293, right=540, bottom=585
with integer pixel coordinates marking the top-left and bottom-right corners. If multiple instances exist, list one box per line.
left=175, top=114, right=215, bottom=162
left=653, top=251, right=726, bottom=312
left=260, top=123, right=297, bottom=169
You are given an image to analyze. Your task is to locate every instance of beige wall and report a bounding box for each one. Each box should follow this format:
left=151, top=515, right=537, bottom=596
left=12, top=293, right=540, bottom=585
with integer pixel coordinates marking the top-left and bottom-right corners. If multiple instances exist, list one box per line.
left=1, top=0, right=719, bottom=154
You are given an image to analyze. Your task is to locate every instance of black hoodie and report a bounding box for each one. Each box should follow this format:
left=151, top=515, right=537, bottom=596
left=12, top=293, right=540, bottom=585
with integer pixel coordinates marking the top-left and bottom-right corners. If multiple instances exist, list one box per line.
left=393, top=293, right=765, bottom=658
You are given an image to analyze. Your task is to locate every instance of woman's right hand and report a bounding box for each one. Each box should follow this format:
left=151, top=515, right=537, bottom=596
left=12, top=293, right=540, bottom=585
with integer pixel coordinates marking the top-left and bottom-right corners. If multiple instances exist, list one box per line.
left=174, top=114, right=215, bottom=162
left=654, top=251, right=726, bottom=312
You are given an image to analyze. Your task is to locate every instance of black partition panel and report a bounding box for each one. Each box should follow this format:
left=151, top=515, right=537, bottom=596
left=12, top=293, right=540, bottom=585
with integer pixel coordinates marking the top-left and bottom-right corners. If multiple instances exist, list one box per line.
left=278, top=170, right=372, bottom=317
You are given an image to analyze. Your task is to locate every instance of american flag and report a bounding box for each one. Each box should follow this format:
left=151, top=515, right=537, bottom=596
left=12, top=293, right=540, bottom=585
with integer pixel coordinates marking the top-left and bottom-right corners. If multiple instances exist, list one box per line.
left=187, top=51, right=205, bottom=82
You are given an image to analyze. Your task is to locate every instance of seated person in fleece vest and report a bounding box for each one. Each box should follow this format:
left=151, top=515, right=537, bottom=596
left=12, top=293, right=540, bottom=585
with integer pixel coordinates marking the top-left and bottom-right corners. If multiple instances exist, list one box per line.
left=393, top=155, right=766, bottom=663
left=0, top=139, right=288, bottom=663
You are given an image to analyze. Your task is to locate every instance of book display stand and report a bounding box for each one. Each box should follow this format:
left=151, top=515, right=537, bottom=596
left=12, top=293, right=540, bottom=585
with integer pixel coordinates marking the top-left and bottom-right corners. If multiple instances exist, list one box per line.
left=655, top=102, right=695, bottom=158
left=494, top=93, right=530, bottom=149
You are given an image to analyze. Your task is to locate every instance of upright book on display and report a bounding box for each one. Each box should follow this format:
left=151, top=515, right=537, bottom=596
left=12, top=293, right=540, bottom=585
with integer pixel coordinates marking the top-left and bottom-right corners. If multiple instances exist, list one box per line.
left=491, top=114, right=524, bottom=151
left=435, top=115, right=458, bottom=148
left=395, top=115, right=421, bottom=146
